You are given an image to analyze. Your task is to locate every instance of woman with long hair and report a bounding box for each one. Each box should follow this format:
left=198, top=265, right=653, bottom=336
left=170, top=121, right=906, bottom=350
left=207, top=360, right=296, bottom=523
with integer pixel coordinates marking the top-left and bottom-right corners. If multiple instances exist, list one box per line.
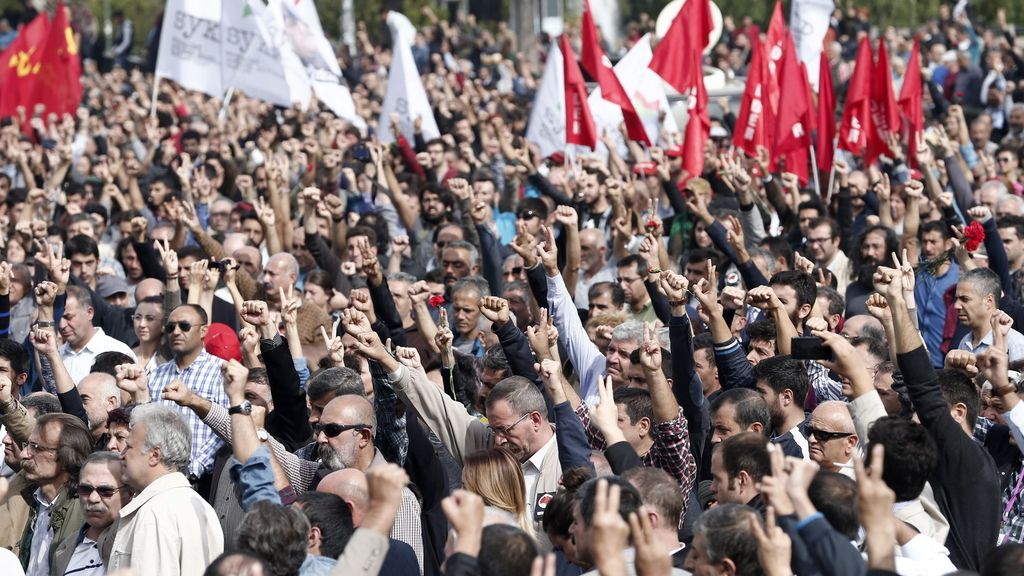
left=462, top=447, right=535, bottom=538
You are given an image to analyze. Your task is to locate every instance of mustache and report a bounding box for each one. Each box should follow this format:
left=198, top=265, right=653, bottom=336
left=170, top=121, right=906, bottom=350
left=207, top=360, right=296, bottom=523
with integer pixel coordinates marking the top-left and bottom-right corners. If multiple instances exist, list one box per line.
left=85, top=503, right=108, bottom=514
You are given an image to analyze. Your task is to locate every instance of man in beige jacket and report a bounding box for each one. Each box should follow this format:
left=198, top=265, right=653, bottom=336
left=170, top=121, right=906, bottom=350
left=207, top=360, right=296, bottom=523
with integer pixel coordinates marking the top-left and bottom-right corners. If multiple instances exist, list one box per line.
left=109, top=404, right=223, bottom=574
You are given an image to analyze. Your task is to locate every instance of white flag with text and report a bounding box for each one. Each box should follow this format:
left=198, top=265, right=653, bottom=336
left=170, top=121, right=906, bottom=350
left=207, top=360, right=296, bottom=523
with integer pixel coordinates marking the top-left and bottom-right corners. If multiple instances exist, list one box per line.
left=790, top=0, right=835, bottom=90
left=378, top=11, right=440, bottom=145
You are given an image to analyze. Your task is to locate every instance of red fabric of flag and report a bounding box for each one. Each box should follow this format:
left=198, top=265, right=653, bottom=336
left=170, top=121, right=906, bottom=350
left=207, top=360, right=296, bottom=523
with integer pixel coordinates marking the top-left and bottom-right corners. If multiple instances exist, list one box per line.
left=580, top=0, right=649, bottom=145
left=733, top=39, right=770, bottom=158
left=561, top=34, right=597, bottom=150
left=0, top=11, right=52, bottom=117
left=866, top=39, right=901, bottom=166
left=899, top=39, right=924, bottom=168
left=816, top=50, right=836, bottom=172
left=764, top=0, right=786, bottom=144
left=649, top=0, right=713, bottom=94
left=773, top=33, right=812, bottom=161
left=838, top=37, right=872, bottom=154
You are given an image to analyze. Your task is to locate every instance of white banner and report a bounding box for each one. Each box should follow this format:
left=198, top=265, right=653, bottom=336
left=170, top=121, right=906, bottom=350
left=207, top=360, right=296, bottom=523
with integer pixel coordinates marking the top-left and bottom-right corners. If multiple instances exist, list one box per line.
left=378, top=11, right=440, bottom=145
left=221, top=0, right=293, bottom=108
left=790, top=0, right=834, bottom=91
left=589, top=34, right=678, bottom=156
left=156, top=0, right=224, bottom=98
left=526, top=41, right=566, bottom=159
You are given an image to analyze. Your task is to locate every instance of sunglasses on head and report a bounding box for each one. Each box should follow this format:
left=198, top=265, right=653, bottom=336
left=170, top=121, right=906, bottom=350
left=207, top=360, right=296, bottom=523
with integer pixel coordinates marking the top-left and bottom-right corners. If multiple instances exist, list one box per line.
left=165, top=320, right=194, bottom=333
left=313, top=422, right=372, bottom=438
left=77, top=484, right=124, bottom=498
left=517, top=210, right=540, bottom=220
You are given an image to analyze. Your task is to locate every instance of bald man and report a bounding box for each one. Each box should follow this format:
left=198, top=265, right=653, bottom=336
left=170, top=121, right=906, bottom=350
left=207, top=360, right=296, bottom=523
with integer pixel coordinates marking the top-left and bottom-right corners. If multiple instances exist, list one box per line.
left=315, top=396, right=424, bottom=572
left=806, top=401, right=858, bottom=479
left=317, top=469, right=420, bottom=574
left=260, top=252, right=331, bottom=344
left=575, top=228, right=613, bottom=308
left=840, top=314, right=885, bottom=340
left=78, top=372, right=122, bottom=437
left=134, top=278, right=164, bottom=304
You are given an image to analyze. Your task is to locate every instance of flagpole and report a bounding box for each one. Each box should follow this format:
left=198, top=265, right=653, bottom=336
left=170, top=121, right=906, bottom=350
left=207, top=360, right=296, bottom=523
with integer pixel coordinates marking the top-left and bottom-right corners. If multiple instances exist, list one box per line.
left=826, top=164, right=836, bottom=203
left=809, top=144, right=821, bottom=196
left=219, top=86, right=236, bottom=125
left=149, top=74, right=161, bottom=119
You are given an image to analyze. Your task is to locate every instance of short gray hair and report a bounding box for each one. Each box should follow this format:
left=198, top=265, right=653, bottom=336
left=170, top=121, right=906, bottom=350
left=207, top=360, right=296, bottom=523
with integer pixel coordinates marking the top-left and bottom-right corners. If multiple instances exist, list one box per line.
left=485, top=376, right=547, bottom=420
left=451, top=276, right=491, bottom=299
left=130, top=404, right=192, bottom=473
left=81, top=450, right=124, bottom=473
left=693, top=504, right=761, bottom=576
left=387, top=272, right=418, bottom=285
left=445, top=240, right=479, bottom=266
left=611, top=320, right=644, bottom=345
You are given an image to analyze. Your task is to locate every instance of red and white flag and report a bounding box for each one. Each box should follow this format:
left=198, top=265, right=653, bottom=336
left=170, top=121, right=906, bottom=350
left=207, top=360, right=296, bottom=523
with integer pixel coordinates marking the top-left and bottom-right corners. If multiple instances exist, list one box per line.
left=733, top=39, right=770, bottom=158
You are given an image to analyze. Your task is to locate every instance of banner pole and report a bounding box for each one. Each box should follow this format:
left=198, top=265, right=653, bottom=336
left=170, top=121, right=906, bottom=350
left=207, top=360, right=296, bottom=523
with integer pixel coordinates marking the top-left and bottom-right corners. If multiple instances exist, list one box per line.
left=810, top=143, right=821, bottom=197
left=149, top=74, right=161, bottom=118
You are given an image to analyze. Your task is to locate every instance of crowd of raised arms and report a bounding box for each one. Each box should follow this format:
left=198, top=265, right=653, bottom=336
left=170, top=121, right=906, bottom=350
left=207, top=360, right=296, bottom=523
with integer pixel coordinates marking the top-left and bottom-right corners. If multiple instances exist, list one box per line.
left=5, top=1, right=1024, bottom=576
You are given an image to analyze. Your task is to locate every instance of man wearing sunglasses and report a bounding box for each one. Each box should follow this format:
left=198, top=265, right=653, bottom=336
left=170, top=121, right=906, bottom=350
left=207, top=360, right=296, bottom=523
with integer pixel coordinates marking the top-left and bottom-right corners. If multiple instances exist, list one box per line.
left=143, top=304, right=229, bottom=484
left=805, top=401, right=859, bottom=478
left=50, top=452, right=131, bottom=576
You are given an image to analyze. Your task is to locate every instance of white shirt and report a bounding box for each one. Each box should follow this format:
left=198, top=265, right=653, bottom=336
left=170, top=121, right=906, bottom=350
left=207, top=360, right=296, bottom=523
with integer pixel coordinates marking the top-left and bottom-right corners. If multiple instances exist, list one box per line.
left=59, top=328, right=137, bottom=384
left=958, top=327, right=1024, bottom=363
left=0, top=548, right=24, bottom=576
left=522, top=433, right=557, bottom=520
left=64, top=536, right=103, bottom=576
left=25, top=489, right=55, bottom=576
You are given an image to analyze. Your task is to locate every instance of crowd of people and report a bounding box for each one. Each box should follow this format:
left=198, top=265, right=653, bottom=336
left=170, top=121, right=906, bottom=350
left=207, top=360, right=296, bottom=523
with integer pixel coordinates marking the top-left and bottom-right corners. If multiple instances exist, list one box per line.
left=2, top=1, right=1024, bottom=575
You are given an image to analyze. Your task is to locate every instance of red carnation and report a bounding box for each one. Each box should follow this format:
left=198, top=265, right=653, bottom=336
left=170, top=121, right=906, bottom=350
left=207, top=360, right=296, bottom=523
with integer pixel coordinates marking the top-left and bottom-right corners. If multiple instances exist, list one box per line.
left=963, top=221, right=985, bottom=253
left=645, top=219, right=659, bottom=232
left=428, top=295, right=446, bottom=308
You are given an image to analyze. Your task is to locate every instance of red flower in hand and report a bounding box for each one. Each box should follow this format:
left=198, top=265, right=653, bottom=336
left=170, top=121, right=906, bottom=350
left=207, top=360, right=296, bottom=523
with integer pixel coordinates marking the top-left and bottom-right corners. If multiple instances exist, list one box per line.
left=645, top=219, right=659, bottom=232
left=428, top=295, right=446, bottom=308
left=963, top=221, right=985, bottom=253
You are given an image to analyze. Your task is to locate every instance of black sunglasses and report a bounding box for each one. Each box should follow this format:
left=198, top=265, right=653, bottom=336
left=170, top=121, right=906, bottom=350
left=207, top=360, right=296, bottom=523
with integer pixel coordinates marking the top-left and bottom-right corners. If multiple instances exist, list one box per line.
left=517, top=210, right=540, bottom=220
left=165, top=320, right=194, bottom=333
left=77, top=484, right=125, bottom=498
left=313, top=422, right=372, bottom=438
left=805, top=427, right=854, bottom=443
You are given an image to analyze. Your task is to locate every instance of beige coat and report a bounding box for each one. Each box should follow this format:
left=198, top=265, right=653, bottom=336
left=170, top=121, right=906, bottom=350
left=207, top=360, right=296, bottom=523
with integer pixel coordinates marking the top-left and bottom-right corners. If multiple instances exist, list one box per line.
left=109, top=472, right=224, bottom=575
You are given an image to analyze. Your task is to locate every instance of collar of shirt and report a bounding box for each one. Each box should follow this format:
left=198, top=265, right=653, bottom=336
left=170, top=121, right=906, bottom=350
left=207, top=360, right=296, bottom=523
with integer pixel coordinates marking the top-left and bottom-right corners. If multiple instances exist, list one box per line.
left=32, top=487, right=56, bottom=509
left=60, top=327, right=107, bottom=357
left=525, top=431, right=556, bottom=473
left=167, top=349, right=216, bottom=375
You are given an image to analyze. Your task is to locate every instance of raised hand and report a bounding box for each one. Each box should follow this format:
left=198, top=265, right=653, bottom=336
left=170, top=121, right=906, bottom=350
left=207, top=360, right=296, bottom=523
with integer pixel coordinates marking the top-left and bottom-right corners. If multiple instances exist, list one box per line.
left=0, top=262, right=10, bottom=296
left=478, top=296, right=511, bottom=327
left=320, top=318, right=345, bottom=367
left=130, top=216, right=149, bottom=243
left=34, top=281, right=59, bottom=308
left=891, top=249, right=915, bottom=294
left=536, top=225, right=559, bottom=275
left=115, top=364, right=149, bottom=398
left=161, top=379, right=195, bottom=407
left=31, top=327, right=59, bottom=357
left=240, top=300, right=270, bottom=328
left=447, top=178, right=471, bottom=201
left=639, top=322, right=662, bottom=373
left=553, top=205, right=579, bottom=228
left=509, top=221, right=539, bottom=268
left=279, top=285, right=302, bottom=326
left=589, top=479, right=630, bottom=573
left=407, top=281, right=431, bottom=306
left=395, top=345, right=424, bottom=371
left=154, top=238, right=179, bottom=280
left=342, top=307, right=372, bottom=336
left=691, top=260, right=720, bottom=314
left=657, top=270, right=689, bottom=303
left=944, top=350, right=979, bottom=377
left=591, top=376, right=624, bottom=440
left=746, top=285, right=781, bottom=311
left=751, top=506, right=793, bottom=576
left=221, top=359, right=250, bottom=403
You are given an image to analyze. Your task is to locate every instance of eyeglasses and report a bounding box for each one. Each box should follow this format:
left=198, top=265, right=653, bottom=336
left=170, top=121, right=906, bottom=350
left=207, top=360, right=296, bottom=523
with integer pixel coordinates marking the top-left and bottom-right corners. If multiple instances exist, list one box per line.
left=506, top=267, right=524, bottom=277
left=77, top=484, right=125, bottom=498
left=165, top=321, right=194, bottom=333
left=805, top=237, right=835, bottom=245
left=805, top=427, right=854, bottom=443
left=209, top=211, right=231, bottom=218
left=997, top=157, right=1014, bottom=164
left=487, top=412, right=532, bottom=437
left=23, top=441, right=58, bottom=455
left=313, top=422, right=372, bottom=438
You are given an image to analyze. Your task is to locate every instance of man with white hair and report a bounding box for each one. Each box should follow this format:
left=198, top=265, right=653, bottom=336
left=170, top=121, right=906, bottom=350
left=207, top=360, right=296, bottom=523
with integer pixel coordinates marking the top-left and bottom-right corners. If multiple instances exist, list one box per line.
left=976, top=180, right=1008, bottom=214
left=806, top=401, right=859, bottom=479
left=110, top=404, right=223, bottom=574
left=260, top=253, right=332, bottom=345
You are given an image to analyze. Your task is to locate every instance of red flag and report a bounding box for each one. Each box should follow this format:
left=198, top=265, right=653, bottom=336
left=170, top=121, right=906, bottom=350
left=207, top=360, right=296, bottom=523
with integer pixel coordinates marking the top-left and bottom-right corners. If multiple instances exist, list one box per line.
left=899, top=39, right=924, bottom=168
left=773, top=34, right=812, bottom=160
left=733, top=39, right=770, bottom=158
left=764, top=0, right=786, bottom=143
left=838, top=37, right=872, bottom=154
left=867, top=39, right=901, bottom=166
left=36, top=2, right=82, bottom=117
left=682, top=65, right=710, bottom=177
left=580, top=1, right=649, bottom=145
left=649, top=0, right=713, bottom=95
left=816, top=50, right=836, bottom=172
left=560, top=34, right=597, bottom=150
left=0, top=11, right=52, bottom=117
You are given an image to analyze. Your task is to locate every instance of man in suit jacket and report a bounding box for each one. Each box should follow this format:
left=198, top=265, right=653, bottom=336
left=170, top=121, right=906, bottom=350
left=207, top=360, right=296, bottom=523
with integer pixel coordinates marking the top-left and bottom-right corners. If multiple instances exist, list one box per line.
left=49, top=452, right=129, bottom=576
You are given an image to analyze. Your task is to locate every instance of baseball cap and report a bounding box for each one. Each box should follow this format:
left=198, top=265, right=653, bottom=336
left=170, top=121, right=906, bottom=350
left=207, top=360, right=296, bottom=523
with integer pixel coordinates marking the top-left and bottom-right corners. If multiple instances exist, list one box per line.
left=205, top=323, right=243, bottom=363
left=96, top=275, right=129, bottom=299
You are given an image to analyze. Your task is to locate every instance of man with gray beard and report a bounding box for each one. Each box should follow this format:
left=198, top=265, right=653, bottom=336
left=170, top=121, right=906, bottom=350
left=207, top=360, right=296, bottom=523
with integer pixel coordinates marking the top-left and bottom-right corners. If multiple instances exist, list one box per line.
left=49, top=452, right=131, bottom=576
left=315, top=395, right=424, bottom=574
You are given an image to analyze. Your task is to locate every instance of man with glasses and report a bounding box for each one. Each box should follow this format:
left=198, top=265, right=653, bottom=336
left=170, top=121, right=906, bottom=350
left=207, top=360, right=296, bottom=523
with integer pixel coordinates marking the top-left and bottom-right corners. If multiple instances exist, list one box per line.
left=805, top=401, right=859, bottom=478
left=133, top=304, right=228, bottom=484
left=0, top=413, right=92, bottom=575
left=50, top=452, right=131, bottom=576
left=207, top=198, right=235, bottom=237
left=805, top=217, right=852, bottom=294
left=615, top=254, right=656, bottom=323
left=315, top=394, right=424, bottom=573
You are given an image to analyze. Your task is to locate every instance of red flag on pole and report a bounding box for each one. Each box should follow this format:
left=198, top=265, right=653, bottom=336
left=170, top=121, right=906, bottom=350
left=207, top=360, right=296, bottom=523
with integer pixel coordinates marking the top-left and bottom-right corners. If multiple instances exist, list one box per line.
left=774, top=34, right=812, bottom=160
left=36, top=2, right=82, bottom=117
left=899, top=39, right=924, bottom=168
left=867, top=39, right=901, bottom=166
left=733, top=39, right=770, bottom=158
left=816, top=50, right=836, bottom=172
left=764, top=0, right=786, bottom=143
left=838, top=37, right=872, bottom=154
left=560, top=34, right=598, bottom=150
left=580, top=0, right=650, bottom=145
left=649, top=0, right=713, bottom=95
left=0, top=11, right=53, bottom=117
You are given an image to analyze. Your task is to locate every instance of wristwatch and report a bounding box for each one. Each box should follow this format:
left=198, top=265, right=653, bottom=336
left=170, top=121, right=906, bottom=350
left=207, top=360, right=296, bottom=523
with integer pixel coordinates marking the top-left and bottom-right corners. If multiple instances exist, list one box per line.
left=228, top=401, right=252, bottom=416
left=256, top=428, right=270, bottom=442
left=32, top=321, right=55, bottom=329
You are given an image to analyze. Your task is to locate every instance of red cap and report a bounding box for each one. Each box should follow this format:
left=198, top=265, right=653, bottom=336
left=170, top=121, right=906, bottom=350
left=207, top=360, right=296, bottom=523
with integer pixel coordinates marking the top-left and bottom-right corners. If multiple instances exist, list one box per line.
left=548, top=152, right=565, bottom=165
left=633, top=161, right=658, bottom=176
left=205, top=323, right=243, bottom=363
left=665, top=144, right=685, bottom=158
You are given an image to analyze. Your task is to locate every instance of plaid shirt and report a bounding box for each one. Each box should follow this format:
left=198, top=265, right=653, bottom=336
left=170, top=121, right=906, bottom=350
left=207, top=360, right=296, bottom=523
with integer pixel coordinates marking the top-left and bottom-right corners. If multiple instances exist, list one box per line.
left=805, top=361, right=845, bottom=403
left=1000, top=463, right=1024, bottom=544
left=575, top=404, right=697, bottom=507
left=148, top=351, right=227, bottom=477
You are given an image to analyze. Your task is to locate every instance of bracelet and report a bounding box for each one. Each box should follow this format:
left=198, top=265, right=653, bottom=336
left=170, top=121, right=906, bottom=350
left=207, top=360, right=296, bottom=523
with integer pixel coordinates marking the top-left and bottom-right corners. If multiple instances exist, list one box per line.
left=647, top=266, right=661, bottom=274
left=331, top=215, right=344, bottom=223
left=668, top=300, right=686, bottom=307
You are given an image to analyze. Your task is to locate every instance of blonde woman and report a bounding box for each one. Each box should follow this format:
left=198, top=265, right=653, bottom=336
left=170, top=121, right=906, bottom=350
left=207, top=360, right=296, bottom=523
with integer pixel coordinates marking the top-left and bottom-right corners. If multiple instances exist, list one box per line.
left=462, top=447, right=535, bottom=539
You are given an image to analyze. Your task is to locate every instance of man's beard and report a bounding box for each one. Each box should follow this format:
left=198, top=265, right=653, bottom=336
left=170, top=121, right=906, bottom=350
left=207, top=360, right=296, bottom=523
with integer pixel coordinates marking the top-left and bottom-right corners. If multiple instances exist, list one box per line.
left=318, top=442, right=355, bottom=471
